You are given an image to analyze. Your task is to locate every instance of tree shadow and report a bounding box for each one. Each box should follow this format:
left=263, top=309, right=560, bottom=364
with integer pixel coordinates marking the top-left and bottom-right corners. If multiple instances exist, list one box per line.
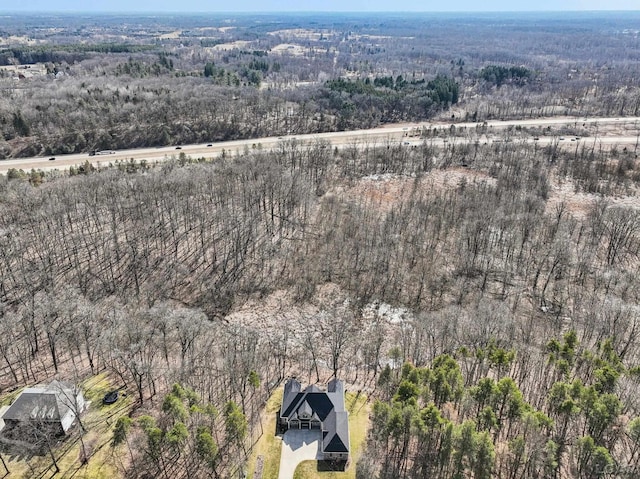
left=275, top=408, right=284, bottom=436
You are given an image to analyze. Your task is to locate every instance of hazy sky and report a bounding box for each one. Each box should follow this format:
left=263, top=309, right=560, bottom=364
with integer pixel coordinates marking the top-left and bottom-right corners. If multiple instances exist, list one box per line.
left=4, top=0, right=640, bottom=13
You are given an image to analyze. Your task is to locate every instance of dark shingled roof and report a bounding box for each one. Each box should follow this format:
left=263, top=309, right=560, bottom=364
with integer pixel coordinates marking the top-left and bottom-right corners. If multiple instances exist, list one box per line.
left=322, top=409, right=350, bottom=452
left=2, top=393, right=61, bottom=422
left=2, top=381, right=76, bottom=423
left=283, top=390, right=334, bottom=421
left=282, top=379, right=302, bottom=415
left=280, top=379, right=350, bottom=454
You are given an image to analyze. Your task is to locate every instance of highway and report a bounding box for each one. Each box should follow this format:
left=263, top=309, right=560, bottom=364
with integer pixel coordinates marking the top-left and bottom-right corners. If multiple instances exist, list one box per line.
left=1, top=116, right=639, bottom=174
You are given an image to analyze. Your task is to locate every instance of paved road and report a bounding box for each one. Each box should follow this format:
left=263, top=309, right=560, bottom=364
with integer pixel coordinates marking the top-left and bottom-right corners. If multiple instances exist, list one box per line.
left=278, top=429, right=322, bottom=479
left=1, top=116, right=639, bottom=174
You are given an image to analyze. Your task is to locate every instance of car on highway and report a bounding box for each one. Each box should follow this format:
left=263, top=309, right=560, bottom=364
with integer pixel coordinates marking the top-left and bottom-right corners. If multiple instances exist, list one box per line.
left=175, top=146, right=182, bottom=150
left=207, top=144, right=213, bottom=147
left=90, top=150, right=116, bottom=156
left=48, top=157, right=56, bottom=161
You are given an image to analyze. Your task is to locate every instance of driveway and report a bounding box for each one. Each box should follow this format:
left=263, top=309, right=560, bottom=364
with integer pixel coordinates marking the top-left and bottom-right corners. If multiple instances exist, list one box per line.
left=278, top=429, right=322, bottom=479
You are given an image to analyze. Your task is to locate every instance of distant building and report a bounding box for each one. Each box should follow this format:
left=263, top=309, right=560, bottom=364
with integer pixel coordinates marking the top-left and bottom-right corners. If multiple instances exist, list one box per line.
left=278, top=378, right=350, bottom=461
left=1, top=380, right=86, bottom=437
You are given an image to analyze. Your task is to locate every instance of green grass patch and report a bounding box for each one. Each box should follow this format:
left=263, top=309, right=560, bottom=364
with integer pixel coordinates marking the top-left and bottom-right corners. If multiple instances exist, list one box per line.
left=293, top=391, right=370, bottom=479
left=0, top=386, right=25, bottom=407
left=246, top=387, right=284, bottom=479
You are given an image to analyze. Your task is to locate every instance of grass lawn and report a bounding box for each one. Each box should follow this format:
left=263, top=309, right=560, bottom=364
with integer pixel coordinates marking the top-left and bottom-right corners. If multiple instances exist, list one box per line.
left=246, top=387, right=284, bottom=479
left=0, top=387, right=25, bottom=408
left=0, top=373, right=134, bottom=479
left=293, top=391, right=370, bottom=479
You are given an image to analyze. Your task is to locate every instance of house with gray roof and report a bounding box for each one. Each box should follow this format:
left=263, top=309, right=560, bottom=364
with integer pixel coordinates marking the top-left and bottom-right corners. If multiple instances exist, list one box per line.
left=278, top=378, right=350, bottom=461
left=1, top=380, right=86, bottom=437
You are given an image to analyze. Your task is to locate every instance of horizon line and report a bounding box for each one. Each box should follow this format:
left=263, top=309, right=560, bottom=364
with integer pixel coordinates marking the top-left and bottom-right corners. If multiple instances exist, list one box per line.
left=1, top=9, right=640, bottom=15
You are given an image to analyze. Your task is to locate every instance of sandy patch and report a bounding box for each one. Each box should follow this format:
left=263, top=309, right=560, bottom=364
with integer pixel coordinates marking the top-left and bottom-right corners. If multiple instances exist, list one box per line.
left=349, top=34, right=413, bottom=41
left=158, top=30, right=181, bottom=40
left=271, top=43, right=307, bottom=56
left=0, top=35, right=37, bottom=46
left=546, top=177, right=640, bottom=219
left=260, top=80, right=317, bottom=90
left=268, top=29, right=333, bottom=41
left=338, top=169, right=497, bottom=212
left=225, top=284, right=349, bottom=333
left=0, top=63, right=47, bottom=77
left=212, top=40, right=252, bottom=51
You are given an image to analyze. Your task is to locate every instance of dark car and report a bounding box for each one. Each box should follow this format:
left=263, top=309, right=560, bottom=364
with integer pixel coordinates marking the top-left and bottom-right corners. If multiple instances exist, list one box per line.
left=48, top=157, right=56, bottom=161
left=175, top=146, right=182, bottom=150
left=206, top=144, right=213, bottom=147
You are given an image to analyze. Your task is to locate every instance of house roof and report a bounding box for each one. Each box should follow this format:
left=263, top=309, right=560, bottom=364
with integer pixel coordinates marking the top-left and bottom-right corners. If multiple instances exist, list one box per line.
left=282, top=388, right=335, bottom=421
left=280, top=379, right=350, bottom=454
left=282, top=378, right=301, bottom=414
left=323, top=411, right=349, bottom=452
left=2, top=381, right=79, bottom=425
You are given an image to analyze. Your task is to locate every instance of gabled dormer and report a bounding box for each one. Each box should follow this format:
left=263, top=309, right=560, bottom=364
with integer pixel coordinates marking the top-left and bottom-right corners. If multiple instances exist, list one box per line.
left=298, top=400, right=313, bottom=420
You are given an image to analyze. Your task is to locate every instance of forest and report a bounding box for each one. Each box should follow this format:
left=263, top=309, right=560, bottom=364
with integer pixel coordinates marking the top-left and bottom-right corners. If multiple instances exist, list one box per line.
left=1, top=10, right=640, bottom=479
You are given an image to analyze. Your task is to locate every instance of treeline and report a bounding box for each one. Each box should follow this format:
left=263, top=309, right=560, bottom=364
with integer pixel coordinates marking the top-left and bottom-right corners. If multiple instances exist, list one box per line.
left=114, top=53, right=175, bottom=78
left=325, top=74, right=458, bottom=104
left=321, top=75, right=459, bottom=128
left=360, top=332, right=640, bottom=478
left=113, top=384, right=249, bottom=479
left=204, top=59, right=274, bottom=87
left=0, top=43, right=153, bottom=66
left=480, top=65, right=533, bottom=87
